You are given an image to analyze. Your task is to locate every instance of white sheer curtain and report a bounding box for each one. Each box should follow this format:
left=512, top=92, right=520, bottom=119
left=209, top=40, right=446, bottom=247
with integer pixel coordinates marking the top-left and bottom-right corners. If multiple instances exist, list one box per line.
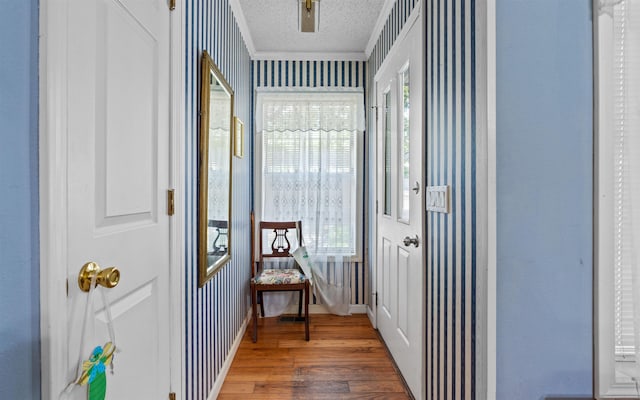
left=256, top=90, right=364, bottom=315
left=207, top=88, right=231, bottom=255
left=207, top=89, right=231, bottom=226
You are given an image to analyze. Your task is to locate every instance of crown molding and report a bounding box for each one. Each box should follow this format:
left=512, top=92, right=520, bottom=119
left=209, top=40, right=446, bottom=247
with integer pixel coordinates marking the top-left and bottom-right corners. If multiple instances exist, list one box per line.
left=251, top=51, right=368, bottom=61
left=365, top=0, right=396, bottom=57
left=229, top=0, right=256, bottom=57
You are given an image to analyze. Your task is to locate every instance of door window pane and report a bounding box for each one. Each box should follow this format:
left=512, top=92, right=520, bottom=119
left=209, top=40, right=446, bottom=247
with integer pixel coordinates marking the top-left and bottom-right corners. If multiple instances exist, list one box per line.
left=384, top=90, right=392, bottom=216
left=399, top=66, right=410, bottom=221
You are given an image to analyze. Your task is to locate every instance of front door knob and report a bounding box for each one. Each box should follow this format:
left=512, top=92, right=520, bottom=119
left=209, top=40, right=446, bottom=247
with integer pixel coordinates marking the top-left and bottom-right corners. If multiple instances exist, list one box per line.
left=412, top=181, right=420, bottom=194
left=78, top=262, right=120, bottom=292
left=403, top=235, right=420, bottom=248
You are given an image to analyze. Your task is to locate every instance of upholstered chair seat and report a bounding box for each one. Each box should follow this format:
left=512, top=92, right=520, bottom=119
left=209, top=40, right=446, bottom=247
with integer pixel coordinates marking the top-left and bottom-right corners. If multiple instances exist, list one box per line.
left=251, top=268, right=308, bottom=285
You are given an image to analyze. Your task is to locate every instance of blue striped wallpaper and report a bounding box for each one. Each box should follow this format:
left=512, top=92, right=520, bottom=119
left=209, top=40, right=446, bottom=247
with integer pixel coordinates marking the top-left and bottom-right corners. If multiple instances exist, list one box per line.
left=185, top=1, right=252, bottom=399
left=253, top=60, right=366, bottom=89
left=425, top=0, right=477, bottom=398
left=368, top=0, right=418, bottom=74
left=252, top=59, right=368, bottom=306
left=367, top=0, right=479, bottom=398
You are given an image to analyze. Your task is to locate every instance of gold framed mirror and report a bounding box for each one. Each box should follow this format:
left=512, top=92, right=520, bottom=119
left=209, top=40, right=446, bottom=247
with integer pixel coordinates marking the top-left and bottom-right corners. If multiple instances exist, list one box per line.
left=198, top=50, right=234, bottom=286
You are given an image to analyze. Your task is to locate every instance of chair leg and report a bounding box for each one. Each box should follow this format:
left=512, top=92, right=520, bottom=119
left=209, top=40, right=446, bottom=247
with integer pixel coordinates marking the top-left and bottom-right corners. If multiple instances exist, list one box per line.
left=297, top=290, right=303, bottom=317
left=304, top=283, right=310, bottom=341
left=259, top=291, right=265, bottom=318
left=251, top=284, right=258, bottom=343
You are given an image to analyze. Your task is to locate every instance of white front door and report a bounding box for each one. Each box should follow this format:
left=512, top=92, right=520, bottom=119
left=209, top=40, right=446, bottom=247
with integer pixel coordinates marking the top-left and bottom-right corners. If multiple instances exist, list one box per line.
left=63, top=0, right=171, bottom=398
left=375, top=17, right=424, bottom=400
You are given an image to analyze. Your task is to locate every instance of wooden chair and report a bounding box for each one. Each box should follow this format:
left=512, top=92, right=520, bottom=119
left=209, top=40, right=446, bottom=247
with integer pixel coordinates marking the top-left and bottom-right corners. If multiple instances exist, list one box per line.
left=207, top=219, right=228, bottom=256
left=250, top=216, right=310, bottom=342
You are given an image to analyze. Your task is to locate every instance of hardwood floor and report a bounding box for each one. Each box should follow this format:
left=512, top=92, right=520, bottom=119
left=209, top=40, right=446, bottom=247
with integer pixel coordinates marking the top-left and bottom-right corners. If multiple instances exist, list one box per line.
left=219, top=314, right=413, bottom=399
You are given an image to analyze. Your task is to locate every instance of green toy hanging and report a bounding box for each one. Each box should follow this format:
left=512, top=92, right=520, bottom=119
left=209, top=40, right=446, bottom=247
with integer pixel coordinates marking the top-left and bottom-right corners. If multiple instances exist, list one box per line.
left=77, top=342, right=116, bottom=400
left=62, top=270, right=119, bottom=400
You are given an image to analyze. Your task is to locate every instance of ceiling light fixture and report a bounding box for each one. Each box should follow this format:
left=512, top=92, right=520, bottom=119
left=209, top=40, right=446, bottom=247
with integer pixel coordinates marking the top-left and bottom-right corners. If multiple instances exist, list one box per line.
left=299, top=0, right=319, bottom=33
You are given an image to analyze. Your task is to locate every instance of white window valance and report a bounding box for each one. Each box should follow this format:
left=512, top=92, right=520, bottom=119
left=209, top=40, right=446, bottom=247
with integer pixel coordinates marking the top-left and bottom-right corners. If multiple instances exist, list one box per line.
left=255, top=90, right=365, bottom=133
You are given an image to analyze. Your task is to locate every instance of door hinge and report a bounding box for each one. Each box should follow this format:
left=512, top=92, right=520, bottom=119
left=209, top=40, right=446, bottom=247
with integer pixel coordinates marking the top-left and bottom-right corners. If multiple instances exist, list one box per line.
left=168, top=0, right=176, bottom=11
left=374, top=292, right=378, bottom=306
left=376, top=201, right=379, bottom=213
left=167, top=189, right=175, bottom=216
left=169, top=393, right=176, bottom=400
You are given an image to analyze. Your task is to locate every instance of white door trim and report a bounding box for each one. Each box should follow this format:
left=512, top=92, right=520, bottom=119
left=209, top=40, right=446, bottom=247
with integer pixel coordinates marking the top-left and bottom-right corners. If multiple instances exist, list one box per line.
left=368, top=74, right=378, bottom=329
left=38, top=1, right=185, bottom=398
left=474, top=0, right=496, bottom=398
left=39, top=0, right=70, bottom=396
left=168, top=2, right=186, bottom=398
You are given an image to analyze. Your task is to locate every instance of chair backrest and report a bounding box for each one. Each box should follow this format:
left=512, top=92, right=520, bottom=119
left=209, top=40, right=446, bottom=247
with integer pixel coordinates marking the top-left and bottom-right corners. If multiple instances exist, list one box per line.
left=257, top=220, right=302, bottom=261
left=208, top=219, right=228, bottom=255
left=250, top=212, right=255, bottom=270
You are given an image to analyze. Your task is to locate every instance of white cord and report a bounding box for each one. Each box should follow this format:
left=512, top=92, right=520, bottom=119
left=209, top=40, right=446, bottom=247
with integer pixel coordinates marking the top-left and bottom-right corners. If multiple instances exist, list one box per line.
left=61, top=273, right=98, bottom=397
left=60, top=274, right=119, bottom=398
left=99, top=286, right=118, bottom=374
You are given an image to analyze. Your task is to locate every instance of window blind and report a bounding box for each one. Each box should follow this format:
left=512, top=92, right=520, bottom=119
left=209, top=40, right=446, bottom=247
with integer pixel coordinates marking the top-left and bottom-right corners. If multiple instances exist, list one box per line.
left=611, top=0, right=640, bottom=368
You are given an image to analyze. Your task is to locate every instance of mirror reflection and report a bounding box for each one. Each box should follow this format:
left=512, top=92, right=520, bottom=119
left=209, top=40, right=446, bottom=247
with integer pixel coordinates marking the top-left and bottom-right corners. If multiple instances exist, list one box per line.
left=199, top=51, right=233, bottom=286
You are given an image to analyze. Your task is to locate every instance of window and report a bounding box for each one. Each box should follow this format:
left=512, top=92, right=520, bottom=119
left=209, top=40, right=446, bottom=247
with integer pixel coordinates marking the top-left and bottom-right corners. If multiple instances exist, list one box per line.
left=255, top=90, right=365, bottom=260
left=596, top=0, right=640, bottom=396
left=384, top=89, right=392, bottom=216
left=399, top=65, right=410, bottom=222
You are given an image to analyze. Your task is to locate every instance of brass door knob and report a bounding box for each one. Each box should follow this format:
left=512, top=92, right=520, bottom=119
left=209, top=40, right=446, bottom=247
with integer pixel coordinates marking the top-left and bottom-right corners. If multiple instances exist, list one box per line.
left=78, top=262, right=120, bottom=292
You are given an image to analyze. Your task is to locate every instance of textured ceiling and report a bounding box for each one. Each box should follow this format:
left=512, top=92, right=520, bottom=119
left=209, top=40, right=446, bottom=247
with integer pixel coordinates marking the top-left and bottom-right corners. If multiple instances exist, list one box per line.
left=236, top=0, right=386, bottom=56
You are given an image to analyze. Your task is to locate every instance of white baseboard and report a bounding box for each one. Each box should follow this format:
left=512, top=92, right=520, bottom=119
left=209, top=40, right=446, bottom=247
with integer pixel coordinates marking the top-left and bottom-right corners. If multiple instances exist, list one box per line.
left=349, top=304, right=368, bottom=314
left=208, top=308, right=251, bottom=400
left=367, top=305, right=376, bottom=328
left=282, top=303, right=368, bottom=314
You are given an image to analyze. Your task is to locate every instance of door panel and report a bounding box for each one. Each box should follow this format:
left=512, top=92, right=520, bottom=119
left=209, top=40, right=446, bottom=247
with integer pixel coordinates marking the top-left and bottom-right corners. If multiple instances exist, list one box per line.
left=398, top=246, right=410, bottom=342
left=382, top=238, right=393, bottom=319
left=64, top=0, right=171, bottom=398
left=98, top=0, right=158, bottom=221
left=95, top=287, right=159, bottom=399
left=376, top=18, right=424, bottom=400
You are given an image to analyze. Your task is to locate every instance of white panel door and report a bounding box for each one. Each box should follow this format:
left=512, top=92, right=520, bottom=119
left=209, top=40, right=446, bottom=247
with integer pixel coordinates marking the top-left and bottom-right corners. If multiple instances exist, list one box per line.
left=64, top=0, right=171, bottom=398
left=375, top=18, right=424, bottom=400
